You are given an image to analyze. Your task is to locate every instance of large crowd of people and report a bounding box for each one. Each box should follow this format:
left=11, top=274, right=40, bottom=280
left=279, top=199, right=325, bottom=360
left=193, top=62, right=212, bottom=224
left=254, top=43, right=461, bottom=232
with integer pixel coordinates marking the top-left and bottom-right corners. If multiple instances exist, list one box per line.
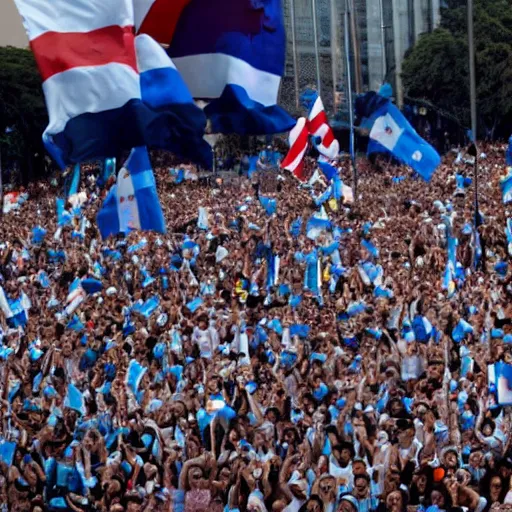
left=0, top=142, right=511, bottom=512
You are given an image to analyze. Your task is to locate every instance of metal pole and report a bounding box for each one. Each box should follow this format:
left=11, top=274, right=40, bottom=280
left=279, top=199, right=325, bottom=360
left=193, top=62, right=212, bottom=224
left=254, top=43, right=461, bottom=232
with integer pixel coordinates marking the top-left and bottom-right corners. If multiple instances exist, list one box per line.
left=378, top=0, right=387, bottom=81
left=311, top=0, right=322, bottom=96
left=349, top=0, right=363, bottom=94
left=344, top=0, right=357, bottom=201
left=331, top=0, right=340, bottom=112
left=289, top=0, right=300, bottom=109
left=468, top=0, right=479, bottom=225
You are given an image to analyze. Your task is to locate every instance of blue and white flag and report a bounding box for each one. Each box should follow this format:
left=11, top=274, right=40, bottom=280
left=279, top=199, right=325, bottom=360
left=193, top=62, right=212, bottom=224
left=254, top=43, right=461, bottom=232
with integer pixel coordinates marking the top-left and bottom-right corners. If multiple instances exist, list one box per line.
left=501, top=169, right=512, bottom=204
left=507, top=135, right=512, bottom=166
left=66, top=163, right=80, bottom=198
left=495, top=362, right=512, bottom=405
left=138, top=0, right=295, bottom=135
left=306, top=207, right=331, bottom=240
left=97, top=147, right=166, bottom=239
left=0, top=287, right=29, bottom=329
left=368, top=103, right=440, bottom=181
left=318, top=161, right=337, bottom=182
left=135, top=34, right=212, bottom=167
left=506, top=219, right=512, bottom=257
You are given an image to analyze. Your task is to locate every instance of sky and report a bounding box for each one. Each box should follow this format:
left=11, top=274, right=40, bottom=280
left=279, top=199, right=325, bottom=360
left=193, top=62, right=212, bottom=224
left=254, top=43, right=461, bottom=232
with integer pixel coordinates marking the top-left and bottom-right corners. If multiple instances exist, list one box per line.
left=0, top=1, right=28, bottom=48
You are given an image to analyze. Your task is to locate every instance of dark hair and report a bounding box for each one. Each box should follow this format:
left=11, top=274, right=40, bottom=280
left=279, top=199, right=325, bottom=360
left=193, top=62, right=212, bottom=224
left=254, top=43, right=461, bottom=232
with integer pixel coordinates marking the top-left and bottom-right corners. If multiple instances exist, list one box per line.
left=299, top=495, right=324, bottom=512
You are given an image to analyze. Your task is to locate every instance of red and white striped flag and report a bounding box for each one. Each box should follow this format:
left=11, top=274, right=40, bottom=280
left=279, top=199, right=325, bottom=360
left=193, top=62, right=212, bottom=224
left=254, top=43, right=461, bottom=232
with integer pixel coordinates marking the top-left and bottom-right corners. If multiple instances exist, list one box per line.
left=13, top=0, right=140, bottom=168
left=281, top=117, right=309, bottom=182
left=308, top=95, right=339, bottom=161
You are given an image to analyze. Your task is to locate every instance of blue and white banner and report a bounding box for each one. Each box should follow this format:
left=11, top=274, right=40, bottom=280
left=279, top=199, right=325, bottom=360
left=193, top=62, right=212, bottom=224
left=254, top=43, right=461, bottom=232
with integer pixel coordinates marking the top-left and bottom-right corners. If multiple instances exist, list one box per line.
left=495, top=362, right=512, bottom=405
left=97, top=147, right=166, bottom=239
left=368, top=103, right=440, bottom=181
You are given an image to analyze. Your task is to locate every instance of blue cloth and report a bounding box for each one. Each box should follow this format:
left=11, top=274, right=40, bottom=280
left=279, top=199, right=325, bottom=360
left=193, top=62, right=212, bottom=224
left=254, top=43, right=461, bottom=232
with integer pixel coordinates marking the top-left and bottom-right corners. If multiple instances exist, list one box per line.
left=318, top=161, right=337, bottom=181
left=137, top=35, right=212, bottom=168
left=81, top=278, right=103, bottom=295
left=259, top=196, right=277, bottom=216
left=67, top=163, right=80, bottom=198
left=97, top=147, right=166, bottom=239
left=452, top=319, right=473, bottom=343
left=501, top=171, right=512, bottom=204
left=507, top=135, right=512, bottom=166
left=366, top=100, right=441, bottom=181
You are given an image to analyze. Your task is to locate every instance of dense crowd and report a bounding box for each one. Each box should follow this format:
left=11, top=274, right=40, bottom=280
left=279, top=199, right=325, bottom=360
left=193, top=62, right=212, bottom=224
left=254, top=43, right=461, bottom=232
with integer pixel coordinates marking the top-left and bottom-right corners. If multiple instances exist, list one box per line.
left=0, top=142, right=511, bottom=512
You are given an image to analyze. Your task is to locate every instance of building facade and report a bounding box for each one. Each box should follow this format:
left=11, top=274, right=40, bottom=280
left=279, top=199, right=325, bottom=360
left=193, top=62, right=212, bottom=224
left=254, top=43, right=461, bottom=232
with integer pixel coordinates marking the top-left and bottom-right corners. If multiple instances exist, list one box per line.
left=280, top=0, right=441, bottom=117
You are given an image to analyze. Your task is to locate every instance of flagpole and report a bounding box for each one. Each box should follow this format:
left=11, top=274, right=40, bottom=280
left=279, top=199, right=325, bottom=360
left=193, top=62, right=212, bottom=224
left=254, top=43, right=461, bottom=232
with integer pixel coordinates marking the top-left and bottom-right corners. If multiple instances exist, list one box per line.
left=344, top=0, right=357, bottom=201
left=290, top=0, right=300, bottom=109
left=311, top=0, right=322, bottom=96
left=378, top=0, right=387, bottom=81
left=468, top=0, right=479, bottom=227
left=349, top=0, right=362, bottom=94
left=330, top=0, right=340, bottom=113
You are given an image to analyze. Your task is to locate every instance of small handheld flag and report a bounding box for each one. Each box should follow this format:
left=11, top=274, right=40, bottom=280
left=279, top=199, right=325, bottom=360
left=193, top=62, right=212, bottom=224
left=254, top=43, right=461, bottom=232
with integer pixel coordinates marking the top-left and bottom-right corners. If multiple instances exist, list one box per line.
left=97, top=147, right=166, bottom=239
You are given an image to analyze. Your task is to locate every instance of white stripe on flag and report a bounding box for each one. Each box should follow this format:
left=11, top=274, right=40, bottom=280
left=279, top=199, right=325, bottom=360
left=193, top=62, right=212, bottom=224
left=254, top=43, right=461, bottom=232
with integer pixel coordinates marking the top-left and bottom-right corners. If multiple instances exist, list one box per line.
left=309, top=96, right=324, bottom=121
left=117, top=168, right=141, bottom=232
left=135, top=33, right=178, bottom=73
left=43, top=63, right=140, bottom=135
left=173, top=53, right=281, bottom=106
left=13, top=0, right=134, bottom=40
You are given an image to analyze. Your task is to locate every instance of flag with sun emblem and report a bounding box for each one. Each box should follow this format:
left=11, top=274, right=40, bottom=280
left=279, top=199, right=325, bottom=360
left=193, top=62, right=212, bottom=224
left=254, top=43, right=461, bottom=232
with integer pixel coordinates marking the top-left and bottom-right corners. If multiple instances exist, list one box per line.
left=97, top=147, right=166, bottom=239
left=368, top=103, right=440, bottom=181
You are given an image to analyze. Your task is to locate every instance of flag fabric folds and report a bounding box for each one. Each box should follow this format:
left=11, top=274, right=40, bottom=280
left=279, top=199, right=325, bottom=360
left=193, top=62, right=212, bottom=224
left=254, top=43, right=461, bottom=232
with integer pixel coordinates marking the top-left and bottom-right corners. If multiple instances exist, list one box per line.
left=135, top=34, right=212, bottom=168
left=507, top=135, right=512, bottom=166
left=356, top=90, right=440, bottom=181
left=318, top=161, right=338, bottom=182
left=501, top=169, right=512, bottom=204
left=368, top=103, right=441, bottom=181
left=281, top=118, right=309, bottom=182
left=14, top=0, right=142, bottom=168
left=134, top=0, right=190, bottom=46
left=14, top=0, right=211, bottom=168
left=305, top=93, right=340, bottom=161
left=137, top=0, right=295, bottom=135
left=97, top=147, right=166, bottom=239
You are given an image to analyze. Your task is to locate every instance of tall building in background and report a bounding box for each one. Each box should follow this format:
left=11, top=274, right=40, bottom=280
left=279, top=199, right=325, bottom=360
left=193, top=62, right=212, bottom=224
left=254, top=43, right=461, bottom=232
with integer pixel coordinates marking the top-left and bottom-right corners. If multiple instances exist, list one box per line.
left=280, top=0, right=441, bottom=118
left=0, top=1, right=28, bottom=48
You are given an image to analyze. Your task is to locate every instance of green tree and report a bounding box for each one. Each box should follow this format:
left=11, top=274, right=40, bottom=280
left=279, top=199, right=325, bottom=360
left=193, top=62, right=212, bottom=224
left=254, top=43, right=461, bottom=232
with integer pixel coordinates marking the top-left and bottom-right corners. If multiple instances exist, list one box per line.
left=402, top=0, right=512, bottom=139
left=0, top=46, right=48, bottom=184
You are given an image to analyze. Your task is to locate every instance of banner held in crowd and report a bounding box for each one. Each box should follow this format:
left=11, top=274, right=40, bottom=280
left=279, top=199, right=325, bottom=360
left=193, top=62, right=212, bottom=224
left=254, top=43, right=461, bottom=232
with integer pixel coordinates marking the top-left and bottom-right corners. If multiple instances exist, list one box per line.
left=97, top=147, right=166, bottom=239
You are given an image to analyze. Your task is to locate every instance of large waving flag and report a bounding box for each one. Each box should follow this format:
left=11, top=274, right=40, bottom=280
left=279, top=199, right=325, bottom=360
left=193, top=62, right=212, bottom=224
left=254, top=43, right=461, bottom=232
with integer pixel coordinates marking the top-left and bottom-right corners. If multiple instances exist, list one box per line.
left=14, top=0, right=142, bottom=168
left=135, top=34, right=212, bottom=167
left=368, top=103, right=440, bottom=181
left=97, top=147, right=166, bottom=239
left=302, top=91, right=339, bottom=161
left=281, top=118, right=309, bottom=182
left=136, top=0, right=295, bottom=135
left=14, top=0, right=210, bottom=168
left=501, top=169, right=512, bottom=204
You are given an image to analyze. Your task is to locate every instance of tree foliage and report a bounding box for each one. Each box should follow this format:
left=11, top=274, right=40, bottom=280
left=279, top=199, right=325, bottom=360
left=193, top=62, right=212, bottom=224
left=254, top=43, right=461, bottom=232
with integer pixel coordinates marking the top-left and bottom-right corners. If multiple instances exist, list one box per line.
left=402, top=0, right=512, bottom=138
left=0, top=46, right=48, bottom=183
